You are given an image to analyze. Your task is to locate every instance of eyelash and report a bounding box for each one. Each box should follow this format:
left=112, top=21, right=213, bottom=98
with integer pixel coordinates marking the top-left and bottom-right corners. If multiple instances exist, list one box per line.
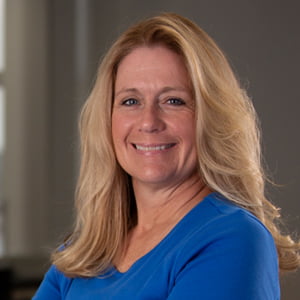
left=121, top=98, right=139, bottom=106
left=166, top=98, right=185, bottom=105
left=121, top=97, right=186, bottom=106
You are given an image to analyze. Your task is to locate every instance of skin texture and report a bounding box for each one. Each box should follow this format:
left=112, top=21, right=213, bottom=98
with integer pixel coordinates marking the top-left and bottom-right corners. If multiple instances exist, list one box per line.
left=112, top=45, right=209, bottom=272
left=112, top=45, right=197, bottom=191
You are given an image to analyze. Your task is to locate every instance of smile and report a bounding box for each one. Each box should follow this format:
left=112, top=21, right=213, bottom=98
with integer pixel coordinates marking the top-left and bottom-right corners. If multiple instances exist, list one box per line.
left=133, top=143, right=176, bottom=151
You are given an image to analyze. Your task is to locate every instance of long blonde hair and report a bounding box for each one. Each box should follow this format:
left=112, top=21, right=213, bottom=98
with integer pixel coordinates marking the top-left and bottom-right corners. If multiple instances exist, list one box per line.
left=52, top=12, right=300, bottom=277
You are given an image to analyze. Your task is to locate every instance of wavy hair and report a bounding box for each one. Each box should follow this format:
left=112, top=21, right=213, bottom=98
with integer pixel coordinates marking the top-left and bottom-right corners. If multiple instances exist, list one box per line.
left=52, top=13, right=300, bottom=276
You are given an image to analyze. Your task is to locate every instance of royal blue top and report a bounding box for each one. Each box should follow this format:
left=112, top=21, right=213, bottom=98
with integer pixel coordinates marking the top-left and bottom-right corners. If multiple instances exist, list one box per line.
left=33, top=193, right=280, bottom=299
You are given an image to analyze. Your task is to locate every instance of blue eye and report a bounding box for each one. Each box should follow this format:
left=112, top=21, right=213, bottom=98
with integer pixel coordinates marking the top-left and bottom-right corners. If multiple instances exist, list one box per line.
left=167, top=98, right=185, bottom=105
left=122, top=98, right=138, bottom=106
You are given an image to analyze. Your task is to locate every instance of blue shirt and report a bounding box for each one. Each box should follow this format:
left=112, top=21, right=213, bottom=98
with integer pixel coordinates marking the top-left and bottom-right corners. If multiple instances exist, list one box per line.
left=33, top=193, right=280, bottom=299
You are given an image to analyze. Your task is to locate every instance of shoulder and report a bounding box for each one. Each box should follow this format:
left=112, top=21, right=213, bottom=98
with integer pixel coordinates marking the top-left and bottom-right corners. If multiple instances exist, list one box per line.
left=33, top=264, right=72, bottom=299
left=195, top=193, right=275, bottom=241
left=168, top=193, right=280, bottom=299
left=174, top=192, right=278, bottom=271
left=206, top=194, right=275, bottom=245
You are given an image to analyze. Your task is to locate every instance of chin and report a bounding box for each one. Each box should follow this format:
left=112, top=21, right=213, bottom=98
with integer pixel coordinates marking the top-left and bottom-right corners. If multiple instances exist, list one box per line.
left=132, top=171, right=175, bottom=187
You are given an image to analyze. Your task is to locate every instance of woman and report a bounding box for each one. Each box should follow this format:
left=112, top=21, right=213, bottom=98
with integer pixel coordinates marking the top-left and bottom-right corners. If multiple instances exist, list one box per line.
left=33, top=13, right=299, bottom=299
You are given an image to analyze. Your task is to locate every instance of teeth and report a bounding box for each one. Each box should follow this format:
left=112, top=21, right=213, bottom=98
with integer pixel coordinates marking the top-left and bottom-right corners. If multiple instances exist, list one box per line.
left=135, top=144, right=173, bottom=151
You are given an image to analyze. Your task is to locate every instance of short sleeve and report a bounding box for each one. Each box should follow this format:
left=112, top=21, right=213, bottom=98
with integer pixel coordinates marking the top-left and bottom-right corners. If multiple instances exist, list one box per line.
left=167, top=211, right=280, bottom=300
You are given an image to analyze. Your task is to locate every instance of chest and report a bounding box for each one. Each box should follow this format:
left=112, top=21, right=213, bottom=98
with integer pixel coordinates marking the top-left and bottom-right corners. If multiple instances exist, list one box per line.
left=116, top=224, right=175, bottom=273
left=65, top=261, right=173, bottom=300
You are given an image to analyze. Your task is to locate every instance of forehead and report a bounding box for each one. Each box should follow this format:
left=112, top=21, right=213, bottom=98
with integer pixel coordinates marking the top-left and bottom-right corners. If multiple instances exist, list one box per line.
left=118, top=45, right=184, bottom=68
left=115, top=45, right=191, bottom=89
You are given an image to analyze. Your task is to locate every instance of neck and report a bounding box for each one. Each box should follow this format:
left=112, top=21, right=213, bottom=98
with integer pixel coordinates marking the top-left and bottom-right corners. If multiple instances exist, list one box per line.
left=132, top=174, right=210, bottom=231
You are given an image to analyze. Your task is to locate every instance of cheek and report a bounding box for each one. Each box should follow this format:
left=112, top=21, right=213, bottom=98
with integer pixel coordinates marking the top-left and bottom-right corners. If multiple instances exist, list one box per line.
left=111, top=114, right=125, bottom=166
left=176, top=115, right=196, bottom=145
left=180, top=121, right=198, bottom=163
left=111, top=112, right=131, bottom=147
left=111, top=113, right=123, bottom=151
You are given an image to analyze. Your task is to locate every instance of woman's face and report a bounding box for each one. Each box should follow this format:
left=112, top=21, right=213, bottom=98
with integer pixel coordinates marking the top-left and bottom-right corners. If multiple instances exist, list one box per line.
left=112, top=45, right=198, bottom=189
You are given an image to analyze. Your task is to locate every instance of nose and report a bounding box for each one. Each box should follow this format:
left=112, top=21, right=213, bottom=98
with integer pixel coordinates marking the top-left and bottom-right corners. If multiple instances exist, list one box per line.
left=138, top=104, right=165, bottom=133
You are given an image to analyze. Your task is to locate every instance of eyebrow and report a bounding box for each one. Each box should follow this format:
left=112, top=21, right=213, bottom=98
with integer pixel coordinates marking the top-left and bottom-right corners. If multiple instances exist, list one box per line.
left=114, top=88, right=140, bottom=98
left=114, top=86, right=190, bottom=98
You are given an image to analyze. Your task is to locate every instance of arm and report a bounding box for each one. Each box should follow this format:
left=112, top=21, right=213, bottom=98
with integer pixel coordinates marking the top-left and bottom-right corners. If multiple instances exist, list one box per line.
left=167, top=212, right=280, bottom=300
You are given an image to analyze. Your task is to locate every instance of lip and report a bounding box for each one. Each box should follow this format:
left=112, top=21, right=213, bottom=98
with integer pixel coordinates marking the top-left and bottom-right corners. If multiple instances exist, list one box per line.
left=132, top=143, right=176, bottom=152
